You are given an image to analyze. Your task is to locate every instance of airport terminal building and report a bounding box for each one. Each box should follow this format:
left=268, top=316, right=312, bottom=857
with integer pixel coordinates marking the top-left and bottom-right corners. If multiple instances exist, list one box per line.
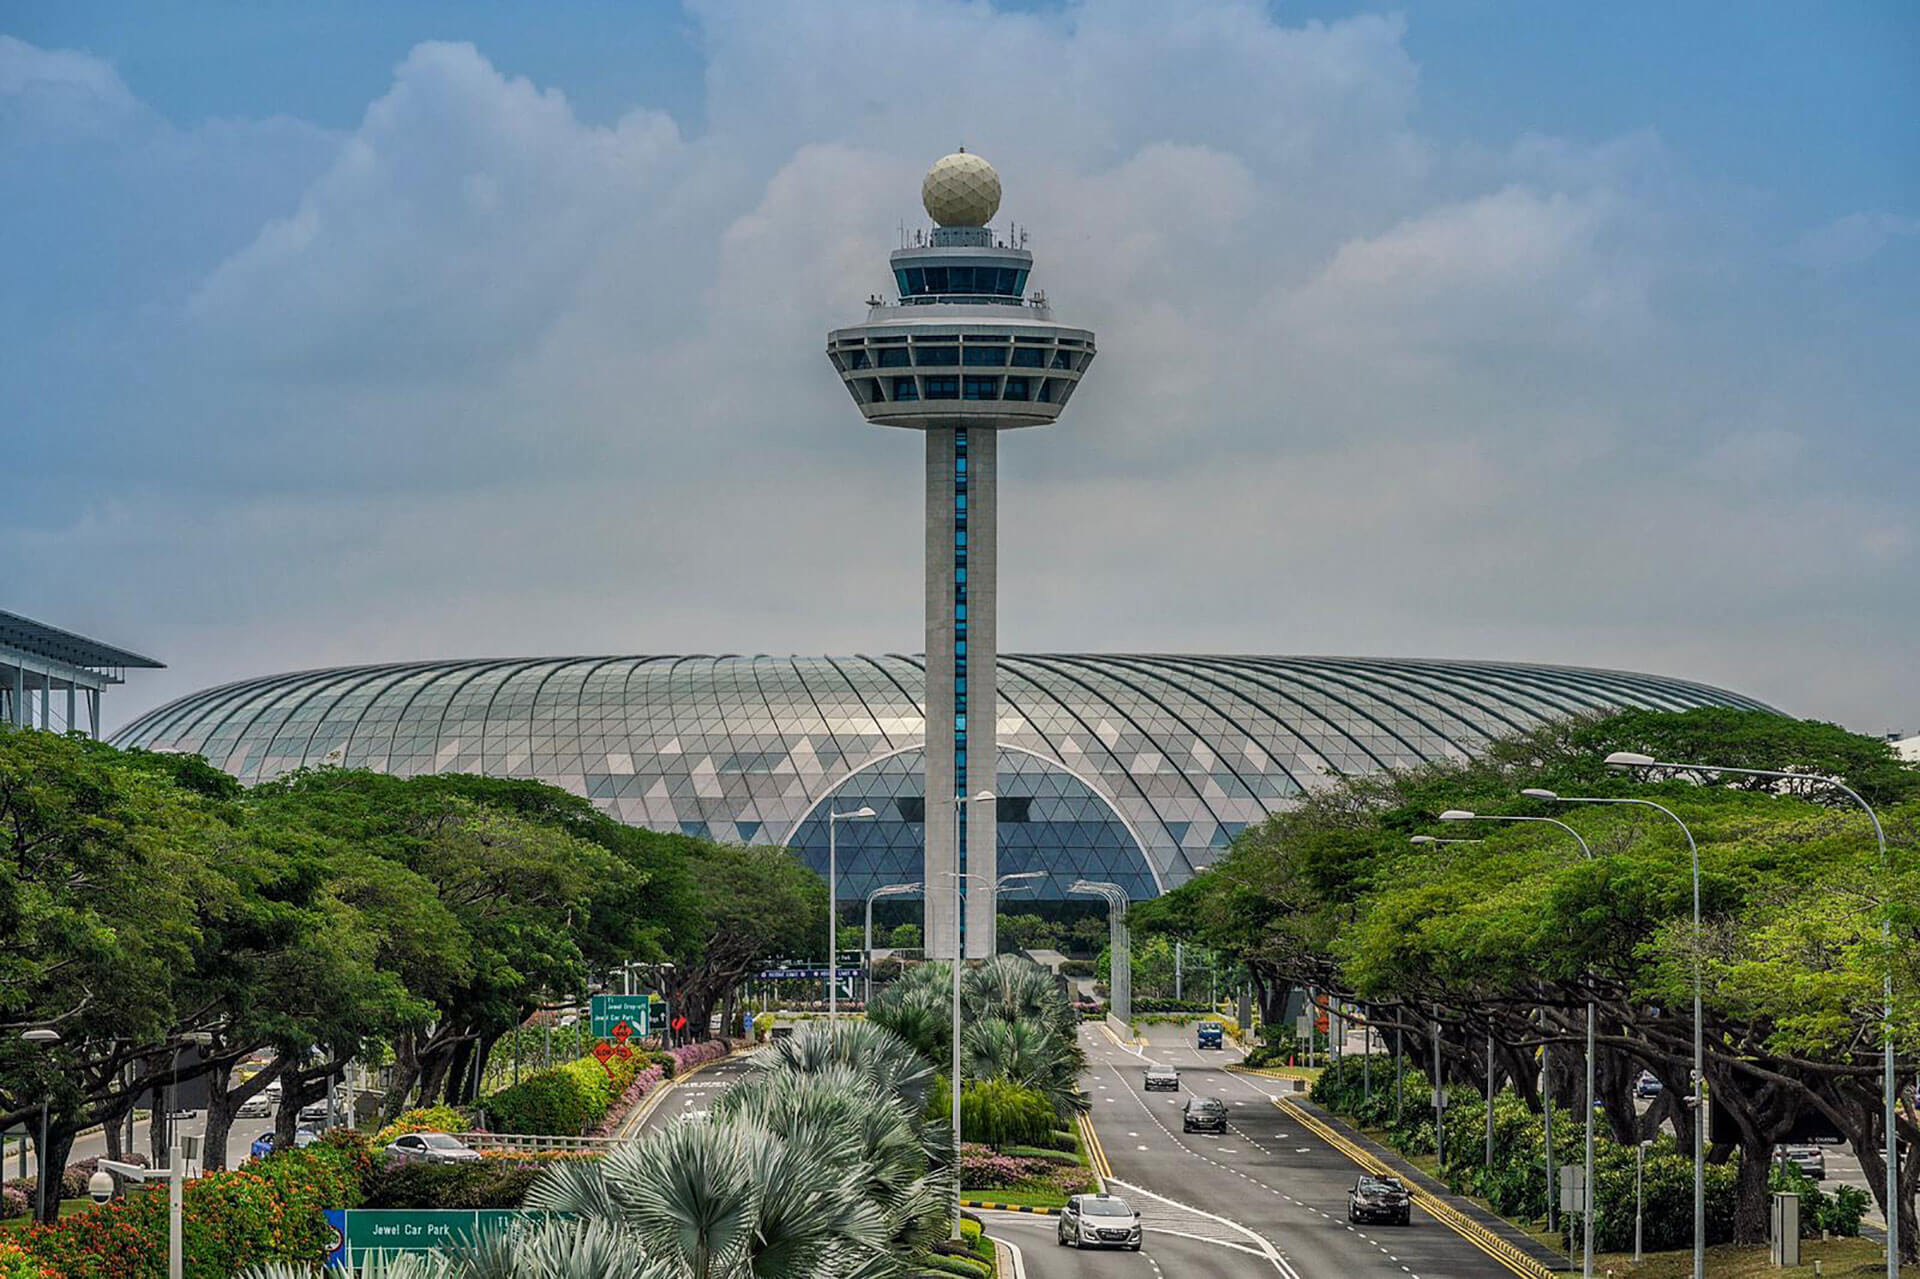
left=113, top=653, right=1769, bottom=905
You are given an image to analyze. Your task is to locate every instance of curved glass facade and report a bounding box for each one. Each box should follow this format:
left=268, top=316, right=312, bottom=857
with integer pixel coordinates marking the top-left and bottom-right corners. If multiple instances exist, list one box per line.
left=113, top=654, right=1772, bottom=898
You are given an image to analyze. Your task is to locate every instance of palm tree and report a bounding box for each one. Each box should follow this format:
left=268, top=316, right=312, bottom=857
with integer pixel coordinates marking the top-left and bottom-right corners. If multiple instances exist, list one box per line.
left=962, top=1018, right=1086, bottom=1120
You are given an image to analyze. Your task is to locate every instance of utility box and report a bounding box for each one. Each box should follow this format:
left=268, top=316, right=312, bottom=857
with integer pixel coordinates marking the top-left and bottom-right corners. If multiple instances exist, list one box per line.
left=1770, top=1191, right=1800, bottom=1266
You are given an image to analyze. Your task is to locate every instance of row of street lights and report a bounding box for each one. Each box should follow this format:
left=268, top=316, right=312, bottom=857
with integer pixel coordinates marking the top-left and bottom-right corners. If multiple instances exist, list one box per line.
left=1416, top=749, right=1902, bottom=1279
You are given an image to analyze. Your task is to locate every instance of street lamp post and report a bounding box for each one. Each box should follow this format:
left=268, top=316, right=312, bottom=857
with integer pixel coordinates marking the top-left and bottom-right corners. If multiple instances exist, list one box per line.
left=1635, top=1139, right=1650, bottom=1262
left=826, top=806, right=877, bottom=1033
left=1441, top=808, right=1598, bottom=1277
left=1068, top=881, right=1132, bottom=1026
left=1597, top=752, right=1900, bottom=1278
left=948, top=790, right=995, bottom=1241
left=20, top=1029, right=58, bottom=1222
left=864, top=881, right=922, bottom=1004
left=1523, top=781, right=1705, bottom=1279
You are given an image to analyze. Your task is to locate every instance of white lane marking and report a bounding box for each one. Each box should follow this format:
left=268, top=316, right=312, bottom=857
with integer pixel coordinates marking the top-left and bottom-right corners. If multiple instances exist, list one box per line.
left=1106, top=1177, right=1301, bottom=1278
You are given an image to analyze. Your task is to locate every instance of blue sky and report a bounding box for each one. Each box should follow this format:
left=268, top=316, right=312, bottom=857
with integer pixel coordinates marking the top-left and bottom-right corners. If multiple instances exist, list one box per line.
left=3, top=1, right=1916, bottom=734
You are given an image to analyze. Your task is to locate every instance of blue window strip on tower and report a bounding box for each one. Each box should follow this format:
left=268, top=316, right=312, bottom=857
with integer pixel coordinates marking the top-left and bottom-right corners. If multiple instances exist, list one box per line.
left=953, top=427, right=969, bottom=948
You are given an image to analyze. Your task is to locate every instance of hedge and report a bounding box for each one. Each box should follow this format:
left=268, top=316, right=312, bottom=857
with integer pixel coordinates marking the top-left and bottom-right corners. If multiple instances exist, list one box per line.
left=480, top=1054, right=637, bottom=1136
left=361, top=1156, right=584, bottom=1210
left=372, top=1105, right=471, bottom=1148
left=15, top=1137, right=365, bottom=1279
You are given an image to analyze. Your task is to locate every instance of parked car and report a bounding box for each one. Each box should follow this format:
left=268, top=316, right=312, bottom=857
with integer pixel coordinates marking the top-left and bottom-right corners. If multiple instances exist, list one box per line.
left=1182, top=1096, right=1228, bottom=1134
left=1196, top=1022, right=1225, bottom=1049
left=1776, top=1146, right=1826, bottom=1179
left=236, top=1093, right=273, bottom=1119
left=1057, top=1193, right=1142, bottom=1250
left=1348, top=1174, right=1412, bottom=1226
left=297, top=1099, right=332, bottom=1127
left=248, top=1129, right=319, bottom=1161
left=386, top=1132, right=483, bottom=1165
left=1634, top=1072, right=1663, bottom=1099
left=1143, top=1066, right=1180, bottom=1092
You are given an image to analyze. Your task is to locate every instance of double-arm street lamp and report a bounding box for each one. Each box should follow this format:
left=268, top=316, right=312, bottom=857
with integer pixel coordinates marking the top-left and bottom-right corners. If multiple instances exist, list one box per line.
left=1068, top=880, right=1132, bottom=1025
left=1440, top=808, right=1598, bottom=1275
left=1518, top=782, right=1704, bottom=1279
left=825, top=806, right=877, bottom=1032
left=864, top=880, right=922, bottom=1004
left=1593, top=751, right=1901, bottom=1279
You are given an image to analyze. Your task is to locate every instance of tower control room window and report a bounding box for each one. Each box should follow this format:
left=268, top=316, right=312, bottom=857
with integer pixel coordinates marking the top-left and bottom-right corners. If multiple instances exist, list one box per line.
left=924, top=376, right=959, bottom=399
left=915, top=346, right=959, bottom=366
left=844, top=349, right=870, bottom=369
left=878, top=347, right=911, bottom=367
left=963, top=346, right=1008, bottom=366
left=1051, top=350, right=1075, bottom=369
left=1011, top=347, right=1045, bottom=368
left=892, top=377, right=919, bottom=401
left=963, top=376, right=999, bottom=400
left=1002, top=377, right=1030, bottom=401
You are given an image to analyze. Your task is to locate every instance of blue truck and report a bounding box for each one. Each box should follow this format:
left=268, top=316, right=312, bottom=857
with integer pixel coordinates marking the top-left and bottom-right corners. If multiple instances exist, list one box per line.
left=1195, top=1021, right=1224, bottom=1049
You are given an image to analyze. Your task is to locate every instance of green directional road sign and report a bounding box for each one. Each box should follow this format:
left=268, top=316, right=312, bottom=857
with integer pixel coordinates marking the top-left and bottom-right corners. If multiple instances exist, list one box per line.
left=324, top=1209, right=552, bottom=1266
left=590, top=993, right=650, bottom=1040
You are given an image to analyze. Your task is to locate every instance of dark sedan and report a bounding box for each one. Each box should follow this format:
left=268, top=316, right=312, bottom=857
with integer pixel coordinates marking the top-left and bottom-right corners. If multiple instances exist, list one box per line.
left=1348, top=1174, right=1412, bottom=1226
left=1182, top=1097, right=1228, bottom=1134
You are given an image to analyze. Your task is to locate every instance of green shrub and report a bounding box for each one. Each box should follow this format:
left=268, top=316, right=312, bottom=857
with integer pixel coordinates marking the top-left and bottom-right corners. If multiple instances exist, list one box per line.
left=1057, top=959, right=1095, bottom=978
left=918, top=1253, right=990, bottom=1278
left=959, top=1078, right=1057, bottom=1150
left=997, top=1145, right=1078, bottom=1164
left=21, top=1143, right=363, bottom=1278
left=480, top=1054, right=636, bottom=1135
left=372, top=1105, right=470, bottom=1148
left=361, top=1158, right=549, bottom=1210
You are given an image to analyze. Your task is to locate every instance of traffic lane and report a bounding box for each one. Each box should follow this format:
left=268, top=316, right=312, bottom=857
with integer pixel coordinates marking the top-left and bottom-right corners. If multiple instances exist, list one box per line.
left=22, top=1113, right=278, bottom=1175
left=985, top=1208, right=1258, bottom=1279
left=632, top=1052, right=762, bottom=1134
left=1084, top=1027, right=1490, bottom=1279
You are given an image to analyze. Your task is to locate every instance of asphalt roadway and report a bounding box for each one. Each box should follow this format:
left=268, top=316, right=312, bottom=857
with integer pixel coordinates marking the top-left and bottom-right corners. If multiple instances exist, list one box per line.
left=1069, top=1021, right=1519, bottom=1279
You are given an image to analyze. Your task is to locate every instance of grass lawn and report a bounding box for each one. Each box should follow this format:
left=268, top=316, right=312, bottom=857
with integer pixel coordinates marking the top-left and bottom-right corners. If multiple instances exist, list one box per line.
left=961, top=1184, right=1068, bottom=1210
left=1587, top=1238, right=1908, bottom=1275
left=0, top=1199, right=98, bottom=1231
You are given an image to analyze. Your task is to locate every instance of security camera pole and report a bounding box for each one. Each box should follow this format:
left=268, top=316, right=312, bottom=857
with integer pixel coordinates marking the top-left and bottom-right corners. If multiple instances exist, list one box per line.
left=100, top=1146, right=189, bottom=1279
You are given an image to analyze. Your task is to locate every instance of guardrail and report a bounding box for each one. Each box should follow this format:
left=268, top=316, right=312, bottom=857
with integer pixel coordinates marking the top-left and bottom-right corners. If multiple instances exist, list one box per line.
left=452, top=1132, right=625, bottom=1154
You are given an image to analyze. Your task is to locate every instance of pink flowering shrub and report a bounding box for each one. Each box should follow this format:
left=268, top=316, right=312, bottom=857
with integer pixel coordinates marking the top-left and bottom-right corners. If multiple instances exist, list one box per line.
left=589, top=1062, right=665, bottom=1138
left=958, top=1142, right=1096, bottom=1196
left=662, top=1039, right=729, bottom=1078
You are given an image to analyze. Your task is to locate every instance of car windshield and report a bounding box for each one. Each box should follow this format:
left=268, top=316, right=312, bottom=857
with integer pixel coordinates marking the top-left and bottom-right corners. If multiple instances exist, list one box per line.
left=420, top=1134, right=464, bottom=1150
left=1192, top=1099, right=1223, bottom=1111
left=1079, top=1198, right=1132, bottom=1217
left=1360, top=1177, right=1404, bottom=1192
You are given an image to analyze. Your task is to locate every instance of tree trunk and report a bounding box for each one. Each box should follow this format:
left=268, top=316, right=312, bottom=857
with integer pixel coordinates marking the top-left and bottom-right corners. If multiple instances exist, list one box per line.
left=444, top=1039, right=474, bottom=1105
left=148, top=1078, right=170, bottom=1166
left=35, top=1124, right=76, bottom=1224
left=202, top=1058, right=278, bottom=1172
left=384, top=1029, right=423, bottom=1122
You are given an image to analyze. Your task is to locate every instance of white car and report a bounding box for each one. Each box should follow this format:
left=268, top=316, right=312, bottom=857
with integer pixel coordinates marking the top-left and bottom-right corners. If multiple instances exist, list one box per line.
left=236, top=1093, right=272, bottom=1119
left=1057, top=1193, right=1142, bottom=1251
left=1143, top=1066, right=1180, bottom=1092
left=386, top=1132, right=483, bottom=1165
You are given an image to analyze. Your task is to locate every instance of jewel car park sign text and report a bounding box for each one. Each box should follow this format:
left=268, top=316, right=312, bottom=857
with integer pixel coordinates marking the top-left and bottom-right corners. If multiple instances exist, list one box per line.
left=324, top=1209, right=557, bottom=1266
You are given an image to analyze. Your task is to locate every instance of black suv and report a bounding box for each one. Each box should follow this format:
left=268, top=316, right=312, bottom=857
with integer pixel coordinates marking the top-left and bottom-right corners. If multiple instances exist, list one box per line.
left=1182, top=1096, right=1228, bottom=1133
left=1348, top=1175, right=1412, bottom=1225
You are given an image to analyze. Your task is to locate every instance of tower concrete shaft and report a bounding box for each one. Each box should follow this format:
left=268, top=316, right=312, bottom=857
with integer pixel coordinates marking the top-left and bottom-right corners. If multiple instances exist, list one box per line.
left=923, top=427, right=998, bottom=958
left=826, top=150, right=1096, bottom=960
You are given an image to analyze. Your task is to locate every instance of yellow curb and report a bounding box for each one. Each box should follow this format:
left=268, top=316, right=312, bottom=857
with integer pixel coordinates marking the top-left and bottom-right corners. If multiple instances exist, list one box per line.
left=1276, top=1097, right=1554, bottom=1279
left=613, top=1046, right=752, bottom=1140
left=963, top=1200, right=1061, bottom=1215
left=1075, top=1111, right=1112, bottom=1184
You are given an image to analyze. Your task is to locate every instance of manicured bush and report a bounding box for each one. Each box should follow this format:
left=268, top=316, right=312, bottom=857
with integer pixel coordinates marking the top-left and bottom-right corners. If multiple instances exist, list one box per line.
left=480, top=1054, right=636, bottom=1136
left=0, top=1237, right=57, bottom=1279
left=372, top=1105, right=471, bottom=1147
left=361, top=1157, right=555, bottom=1209
left=1057, top=959, right=1095, bottom=978
left=19, top=1141, right=363, bottom=1278
left=661, top=1039, right=729, bottom=1079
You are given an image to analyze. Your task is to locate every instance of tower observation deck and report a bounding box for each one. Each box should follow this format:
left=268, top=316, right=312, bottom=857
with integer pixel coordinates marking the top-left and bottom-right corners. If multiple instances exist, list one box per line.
left=828, top=151, right=1097, bottom=959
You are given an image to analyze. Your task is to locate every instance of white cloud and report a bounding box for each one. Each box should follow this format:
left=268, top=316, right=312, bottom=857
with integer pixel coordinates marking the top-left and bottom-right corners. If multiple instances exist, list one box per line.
left=1, top=3, right=1914, bottom=737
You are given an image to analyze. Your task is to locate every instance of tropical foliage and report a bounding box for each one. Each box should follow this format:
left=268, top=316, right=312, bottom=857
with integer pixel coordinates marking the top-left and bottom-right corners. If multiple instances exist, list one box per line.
left=1134, top=706, right=1920, bottom=1258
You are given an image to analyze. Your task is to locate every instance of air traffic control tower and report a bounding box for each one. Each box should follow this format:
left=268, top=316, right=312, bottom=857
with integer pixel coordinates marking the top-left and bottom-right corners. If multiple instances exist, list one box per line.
left=828, top=152, right=1097, bottom=958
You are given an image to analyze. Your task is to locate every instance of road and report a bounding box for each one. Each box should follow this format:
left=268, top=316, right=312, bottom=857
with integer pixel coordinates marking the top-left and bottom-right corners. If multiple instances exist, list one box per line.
left=1079, top=1021, right=1515, bottom=1278
left=986, top=1207, right=1276, bottom=1278
left=619, top=1051, right=762, bottom=1137
left=5, top=1111, right=278, bottom=1180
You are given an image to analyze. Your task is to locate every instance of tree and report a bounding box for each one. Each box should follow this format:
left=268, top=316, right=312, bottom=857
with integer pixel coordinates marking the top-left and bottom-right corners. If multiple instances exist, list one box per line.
left=647, top=843, right=825, bottom=1045
left=886, top=923, right=922, bottom=951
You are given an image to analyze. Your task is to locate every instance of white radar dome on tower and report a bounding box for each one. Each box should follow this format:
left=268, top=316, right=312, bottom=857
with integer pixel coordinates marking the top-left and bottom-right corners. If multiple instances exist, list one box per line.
left=921, top=150, right=1002, bottom=227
